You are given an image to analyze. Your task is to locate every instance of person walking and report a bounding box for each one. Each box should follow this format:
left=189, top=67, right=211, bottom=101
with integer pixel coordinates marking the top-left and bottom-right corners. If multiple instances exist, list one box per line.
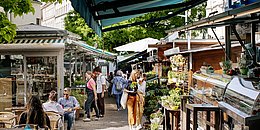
left=112, top=70, right=127, bottom=111
left=58, top=88, right=80, bottom=130
left=83, top=71, right=100, bottom=122
left=19, top=95, right=51, bottom=129
left=136, top=73, right=147, bottom=130
left=107, top=72, right=114, bottom=97
left=93, top=67, right=106, bottom=117
left=124, top=70, right=139, bottom=130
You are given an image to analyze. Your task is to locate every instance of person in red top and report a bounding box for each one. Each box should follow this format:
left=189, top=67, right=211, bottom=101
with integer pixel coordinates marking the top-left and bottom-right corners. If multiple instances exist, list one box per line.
left=83, top=71, right=99, bottom=122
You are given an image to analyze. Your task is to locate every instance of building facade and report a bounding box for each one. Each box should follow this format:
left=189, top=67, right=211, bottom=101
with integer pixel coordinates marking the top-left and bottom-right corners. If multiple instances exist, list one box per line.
left=206, top=0, right=228, bottom=39
left=41, top=0, right=74, bottom=29
left=0, top=1, right=41, bottom=26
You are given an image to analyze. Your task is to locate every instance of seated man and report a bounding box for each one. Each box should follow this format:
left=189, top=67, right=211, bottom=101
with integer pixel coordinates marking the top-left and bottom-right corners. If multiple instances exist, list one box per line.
left=58, top=88, right=80, bottom=130
left=43, top=90, right=64, bottom=115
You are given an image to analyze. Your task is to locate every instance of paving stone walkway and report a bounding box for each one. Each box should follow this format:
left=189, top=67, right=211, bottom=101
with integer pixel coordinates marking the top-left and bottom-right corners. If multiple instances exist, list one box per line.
left=75, top=97, right=130, bottom=130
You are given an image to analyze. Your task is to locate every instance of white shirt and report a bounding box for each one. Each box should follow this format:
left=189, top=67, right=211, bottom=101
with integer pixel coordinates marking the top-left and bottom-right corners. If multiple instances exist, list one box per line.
left=96, top=74, right=106, bottom=93
left=43, top=101, right=64, bottom=115
left=138, top=81, right=146, bottom=96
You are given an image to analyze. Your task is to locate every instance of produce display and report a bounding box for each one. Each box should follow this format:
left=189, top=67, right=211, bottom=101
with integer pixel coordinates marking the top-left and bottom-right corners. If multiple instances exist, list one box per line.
left=160, top=88, right=182, bottom=110
left=168, top=54, right=188, bottom=86
left=150, top=110, right=164, bottom=130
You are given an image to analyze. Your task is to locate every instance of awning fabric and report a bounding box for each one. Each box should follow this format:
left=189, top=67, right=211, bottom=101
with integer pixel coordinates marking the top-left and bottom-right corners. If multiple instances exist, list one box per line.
left=70, top=0, right=202, bottom=36
left=114, top=38, right=159, bottom=52
left=71, top=40, right=117, bottom=60
left=117, top=50, right=147, bottom=64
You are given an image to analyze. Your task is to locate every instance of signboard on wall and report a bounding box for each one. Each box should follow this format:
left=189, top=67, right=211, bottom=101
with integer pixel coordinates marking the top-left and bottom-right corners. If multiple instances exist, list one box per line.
left=229, top=0, right=259, bottom=9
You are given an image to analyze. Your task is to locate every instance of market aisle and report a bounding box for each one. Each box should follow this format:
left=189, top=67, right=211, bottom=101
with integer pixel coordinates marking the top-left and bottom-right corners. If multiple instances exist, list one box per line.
left=75, top=96, right=129, bottom=130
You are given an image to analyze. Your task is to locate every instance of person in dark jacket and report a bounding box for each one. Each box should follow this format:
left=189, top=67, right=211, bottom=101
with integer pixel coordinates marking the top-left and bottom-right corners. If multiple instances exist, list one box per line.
left=19, top=95, right=51, bottom=129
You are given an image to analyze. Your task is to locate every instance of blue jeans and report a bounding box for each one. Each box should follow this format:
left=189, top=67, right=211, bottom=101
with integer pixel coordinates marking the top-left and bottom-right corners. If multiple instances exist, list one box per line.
left=85, top=89, right=99, bottom=118
left=115, top=93, right=122, bottom=109
left=64, top=112, right=74, bottom=130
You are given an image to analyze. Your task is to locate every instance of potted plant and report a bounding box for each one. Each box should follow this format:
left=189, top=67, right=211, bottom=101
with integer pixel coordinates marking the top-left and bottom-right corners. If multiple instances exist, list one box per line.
left=219, top=59, right=232, bottom=74
left=238, top=55, right=248, bottom=75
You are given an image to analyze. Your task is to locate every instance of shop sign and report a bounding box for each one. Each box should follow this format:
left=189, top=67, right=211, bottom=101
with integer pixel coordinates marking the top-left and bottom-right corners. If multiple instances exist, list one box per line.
left=164, top=47, right=180, bottom=56
left=228, top=0, right=259, bottom=9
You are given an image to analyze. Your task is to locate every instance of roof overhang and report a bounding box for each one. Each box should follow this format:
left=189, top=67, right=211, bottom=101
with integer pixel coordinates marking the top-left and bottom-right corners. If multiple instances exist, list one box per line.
left=70, top=0, right=207, bottom=36
left=166, top=1, right=260, bottom=33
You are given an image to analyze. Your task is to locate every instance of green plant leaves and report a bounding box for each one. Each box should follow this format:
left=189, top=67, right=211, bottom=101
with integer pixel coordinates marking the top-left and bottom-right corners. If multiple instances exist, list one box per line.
left=0, top=12, right=16, bottom=43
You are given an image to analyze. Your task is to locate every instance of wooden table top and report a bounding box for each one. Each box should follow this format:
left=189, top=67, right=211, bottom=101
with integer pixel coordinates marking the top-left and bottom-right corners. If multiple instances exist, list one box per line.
left=4, top=107, right=26, bottom=111
left=0, top=114, right=17, bottom=121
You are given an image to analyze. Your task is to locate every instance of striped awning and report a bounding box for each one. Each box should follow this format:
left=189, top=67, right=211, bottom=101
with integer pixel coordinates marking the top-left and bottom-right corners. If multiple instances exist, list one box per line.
left=70, top=40, right=117, bottom=60
left=10, top=38, right=66, bottom=44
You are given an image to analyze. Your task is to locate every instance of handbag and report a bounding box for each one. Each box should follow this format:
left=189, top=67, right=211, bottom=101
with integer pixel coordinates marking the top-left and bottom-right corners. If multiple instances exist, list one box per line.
left=120, top=91, right=128, bottom=109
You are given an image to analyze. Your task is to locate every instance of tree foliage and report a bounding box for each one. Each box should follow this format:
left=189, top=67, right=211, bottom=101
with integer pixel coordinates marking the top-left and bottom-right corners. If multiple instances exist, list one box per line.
left=0, top=0, right=60, bottom=43
left=64, top=2, right=207, bottom=52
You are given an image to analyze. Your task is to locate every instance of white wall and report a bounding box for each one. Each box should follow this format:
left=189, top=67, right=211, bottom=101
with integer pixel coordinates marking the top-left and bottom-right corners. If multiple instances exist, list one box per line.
left=41, top=0, right=74, bottom=29
left=10, top=1, right=42, bottom=25
left=0, top=1, right=41, bottom=26
left=206, top=0, right=228, bottom=39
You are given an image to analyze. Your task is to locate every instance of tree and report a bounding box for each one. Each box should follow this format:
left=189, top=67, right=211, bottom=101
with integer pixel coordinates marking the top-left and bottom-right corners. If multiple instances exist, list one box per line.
left=64, top=2, right=206, bottom=52
left=64, top=11, right=103, bottom=48
left=0, top=0, right=61, bottom=43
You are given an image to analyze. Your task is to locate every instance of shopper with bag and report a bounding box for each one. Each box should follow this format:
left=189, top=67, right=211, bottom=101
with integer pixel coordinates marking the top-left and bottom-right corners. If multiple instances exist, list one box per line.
left=112, top=70, right=127, bottom=111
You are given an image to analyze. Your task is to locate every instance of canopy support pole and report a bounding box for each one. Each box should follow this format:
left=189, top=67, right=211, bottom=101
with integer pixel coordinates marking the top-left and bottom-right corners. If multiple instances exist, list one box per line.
left=231, top=24, right=253, bottom=60
left=225, top=26, right=231, bottom=61
left=211, top=27, right=228, bottom=60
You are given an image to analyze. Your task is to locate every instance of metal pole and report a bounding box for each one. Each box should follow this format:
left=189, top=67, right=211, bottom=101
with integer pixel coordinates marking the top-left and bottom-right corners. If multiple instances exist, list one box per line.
left=69, top=52, right=72, bottom=87
left=23, top=55, right=27, bottom=104
left=225, top=26, right=231, bottom=61
left=251, top=20, right=259, bottom=67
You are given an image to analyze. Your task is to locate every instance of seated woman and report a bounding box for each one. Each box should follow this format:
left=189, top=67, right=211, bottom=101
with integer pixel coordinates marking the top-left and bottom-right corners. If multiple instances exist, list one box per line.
left=19, top=95, right=51, bottom=129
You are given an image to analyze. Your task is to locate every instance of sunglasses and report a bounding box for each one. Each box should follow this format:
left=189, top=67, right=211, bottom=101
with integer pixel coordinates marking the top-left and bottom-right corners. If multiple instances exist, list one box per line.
left=64, top=94, right=69, bottom=96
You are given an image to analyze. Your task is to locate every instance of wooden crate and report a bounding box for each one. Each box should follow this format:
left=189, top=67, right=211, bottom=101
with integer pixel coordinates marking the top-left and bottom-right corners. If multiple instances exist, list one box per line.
left=0, top=78, right=13, bottom=111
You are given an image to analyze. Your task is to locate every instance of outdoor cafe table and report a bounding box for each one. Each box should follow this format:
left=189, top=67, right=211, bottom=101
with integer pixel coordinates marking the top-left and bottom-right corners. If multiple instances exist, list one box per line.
left=0, top=114, right=17, bottom=122
left=4, top=107, right=26, bottom=112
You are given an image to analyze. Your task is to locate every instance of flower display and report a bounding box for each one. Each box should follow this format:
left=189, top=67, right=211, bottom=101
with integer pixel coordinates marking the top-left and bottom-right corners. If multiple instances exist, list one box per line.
left=161, top=88, right=182, bottom=110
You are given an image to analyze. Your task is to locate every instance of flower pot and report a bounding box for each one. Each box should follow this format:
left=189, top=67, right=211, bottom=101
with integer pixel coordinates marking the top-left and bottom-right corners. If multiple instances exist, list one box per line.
left=240, top=68, right=248, bottom=75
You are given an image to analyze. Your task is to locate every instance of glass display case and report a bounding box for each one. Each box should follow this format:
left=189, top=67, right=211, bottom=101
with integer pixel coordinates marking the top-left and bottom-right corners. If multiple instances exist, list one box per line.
left=192, top=73, right=230, bottom=102
left=219, top=76, right=260, bottom=130
left=223, top=76, right=260, bottom=115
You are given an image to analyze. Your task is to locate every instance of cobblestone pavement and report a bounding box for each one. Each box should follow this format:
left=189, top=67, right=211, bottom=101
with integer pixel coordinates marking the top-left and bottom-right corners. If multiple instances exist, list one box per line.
left=75, top=97, right=130, bottom=130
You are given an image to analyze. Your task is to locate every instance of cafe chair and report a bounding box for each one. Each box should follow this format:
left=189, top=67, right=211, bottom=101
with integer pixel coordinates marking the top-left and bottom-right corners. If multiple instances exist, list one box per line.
left=0, top=122, right=5, bottom=128
left=46, top=111, right=63, bottom=130
left=0, top=112, right=16, bottom=128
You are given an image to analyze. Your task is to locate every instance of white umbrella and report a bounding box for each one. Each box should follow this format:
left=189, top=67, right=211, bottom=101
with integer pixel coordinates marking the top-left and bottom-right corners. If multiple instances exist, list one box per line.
left=114, top=38, right=159, bottom=52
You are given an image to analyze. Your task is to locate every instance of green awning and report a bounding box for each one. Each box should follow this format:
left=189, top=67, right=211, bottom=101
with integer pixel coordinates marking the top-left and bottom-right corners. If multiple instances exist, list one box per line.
left=71, top=40, right=117, bottom=60
left=70, top=0, right=205, bottom=36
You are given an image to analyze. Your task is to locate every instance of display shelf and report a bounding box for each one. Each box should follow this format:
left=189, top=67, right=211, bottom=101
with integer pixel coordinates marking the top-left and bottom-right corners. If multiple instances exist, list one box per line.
left=193, top=73, right=229, bottom=88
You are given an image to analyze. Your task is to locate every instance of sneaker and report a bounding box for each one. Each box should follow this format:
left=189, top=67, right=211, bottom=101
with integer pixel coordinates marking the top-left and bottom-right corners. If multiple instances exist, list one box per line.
left=117, top=108, right=120, bottom=111
left=136, top=124, right=142, bottom=130
left=99, top=114, right=104, bottom=118
left=94, top=117, right=99, bottom=121
left=83, top=118, right=91, bottom=122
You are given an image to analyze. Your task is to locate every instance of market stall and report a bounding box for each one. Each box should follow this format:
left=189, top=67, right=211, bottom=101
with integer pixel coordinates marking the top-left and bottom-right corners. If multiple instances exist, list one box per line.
left=0, top=24, right=68, bottom=110
left=166, top=1, right=260, bottom=130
